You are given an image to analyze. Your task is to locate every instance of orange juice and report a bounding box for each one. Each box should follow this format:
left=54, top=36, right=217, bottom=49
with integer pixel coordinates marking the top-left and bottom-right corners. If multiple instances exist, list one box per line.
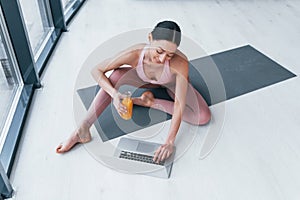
left=120, top=93, right=133, bottom=120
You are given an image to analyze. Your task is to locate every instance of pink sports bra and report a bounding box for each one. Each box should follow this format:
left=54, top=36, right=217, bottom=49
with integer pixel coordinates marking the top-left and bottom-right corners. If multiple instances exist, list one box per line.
left=136, top=45, right=175, bottom=85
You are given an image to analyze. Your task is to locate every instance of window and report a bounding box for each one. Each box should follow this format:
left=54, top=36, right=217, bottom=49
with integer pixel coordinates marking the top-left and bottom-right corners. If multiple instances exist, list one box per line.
left=18, top=0, right=54, bottom=61
left=0, top=0, right=85, bottom=197
left=61, top=0, right=85, bottom=24
left=0, top=7, right=23, bottom=153
left=61, top=0, right=77, bottom=14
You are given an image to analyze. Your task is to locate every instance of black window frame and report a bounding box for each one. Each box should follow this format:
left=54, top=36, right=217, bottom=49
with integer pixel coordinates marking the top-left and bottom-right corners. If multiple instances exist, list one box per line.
left=0, top=0, right=86, bottom=198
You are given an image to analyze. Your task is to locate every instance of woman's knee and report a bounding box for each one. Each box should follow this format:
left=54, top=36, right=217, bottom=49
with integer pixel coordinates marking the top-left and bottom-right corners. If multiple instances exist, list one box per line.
left=109, top=68, right=129, bottom=86
left=184, top=107, right=211, bottom=126
left=198, top=108, right=211, bottom=125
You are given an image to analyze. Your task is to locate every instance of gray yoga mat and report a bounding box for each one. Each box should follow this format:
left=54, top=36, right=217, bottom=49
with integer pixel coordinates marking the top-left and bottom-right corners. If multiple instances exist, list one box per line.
left=77, top=45, right=296, bottom=141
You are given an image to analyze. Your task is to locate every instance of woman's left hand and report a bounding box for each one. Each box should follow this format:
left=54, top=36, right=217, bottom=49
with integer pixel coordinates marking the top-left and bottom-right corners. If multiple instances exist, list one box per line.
left=153, top=141, right=174, bottom=163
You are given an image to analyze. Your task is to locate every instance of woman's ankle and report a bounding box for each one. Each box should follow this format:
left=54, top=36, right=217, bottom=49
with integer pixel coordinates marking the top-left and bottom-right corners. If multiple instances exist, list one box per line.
left=81, top=120, right=92, bottom=129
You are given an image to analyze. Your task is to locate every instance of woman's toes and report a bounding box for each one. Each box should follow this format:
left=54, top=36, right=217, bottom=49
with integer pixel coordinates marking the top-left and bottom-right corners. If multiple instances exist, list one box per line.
left=56, top=142, right=72, bottom=154
left=141, top=91, right=154, bottom=107
left=56, top=135, right=79, bottom=154
left=141, top=91, right=154, bottom=100
left=56, top=144, right=63, bottom=153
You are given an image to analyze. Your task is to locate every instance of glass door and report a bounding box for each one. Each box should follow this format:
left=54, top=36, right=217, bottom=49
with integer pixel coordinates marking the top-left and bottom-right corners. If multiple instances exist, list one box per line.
left=61, top=0, right=84, bottom=23
left=0, top=7, right=23, bottom=152
left=18, top=0, right=55, bottom=63
left=61, top=0, right=78, bottom=14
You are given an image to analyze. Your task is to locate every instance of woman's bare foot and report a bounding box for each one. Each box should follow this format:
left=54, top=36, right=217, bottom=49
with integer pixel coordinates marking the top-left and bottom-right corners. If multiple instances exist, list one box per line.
left=56, top=123, right=92, bottom=154
left=132, top=91, right=155, bottom=107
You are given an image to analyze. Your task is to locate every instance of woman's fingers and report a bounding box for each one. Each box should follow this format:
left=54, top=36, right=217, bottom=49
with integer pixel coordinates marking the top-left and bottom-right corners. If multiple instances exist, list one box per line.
left=160, top=150, right=169, bottom=161
left=154, top=145, right=173, bottom=163
left=119, top=103, right=127, bottom=113
left=118, top=103, right=127, bottom=114
left=113, top=92, right=128, bottom=115
left=153, top=146, right=162, bottom=162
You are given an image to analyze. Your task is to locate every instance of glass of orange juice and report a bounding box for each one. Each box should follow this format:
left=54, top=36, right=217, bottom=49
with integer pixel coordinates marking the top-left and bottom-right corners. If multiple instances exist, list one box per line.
left=120, top=91, right=133, bottom=120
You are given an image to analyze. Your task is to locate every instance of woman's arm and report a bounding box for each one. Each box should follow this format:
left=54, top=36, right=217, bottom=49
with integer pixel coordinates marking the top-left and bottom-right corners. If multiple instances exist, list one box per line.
left=153, top=57, right=189, bottom=162
left=167, top=67, right=188, bottom=143
left=91, top=44, right=144, bottom=115
left=91, top=44, right=142, bottom=98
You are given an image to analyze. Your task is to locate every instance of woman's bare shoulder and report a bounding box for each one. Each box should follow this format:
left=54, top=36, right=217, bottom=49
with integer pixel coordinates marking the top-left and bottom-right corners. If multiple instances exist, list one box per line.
left=123, top=43, right=147, bottom=56
left=175, top=49, right=188, bottom=61
left=170, top=50, right=189, bottom=75
left=119, top=43, right=146, bottom=61
left=127, top=43, right=147, bottom=51
left=126, top=43, right=146, bottom=66
left=95, top=43, right=146, bottom=72
left=110, top=43, right=146, bottom=67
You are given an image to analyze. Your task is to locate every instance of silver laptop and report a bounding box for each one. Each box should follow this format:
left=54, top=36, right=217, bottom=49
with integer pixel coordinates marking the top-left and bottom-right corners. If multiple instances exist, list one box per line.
left=114, top=137, right=175, bottom=179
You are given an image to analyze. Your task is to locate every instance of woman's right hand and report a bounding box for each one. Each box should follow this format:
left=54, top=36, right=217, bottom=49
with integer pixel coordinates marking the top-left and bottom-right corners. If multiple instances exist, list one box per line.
left=112, top=92, right=127, bottom=116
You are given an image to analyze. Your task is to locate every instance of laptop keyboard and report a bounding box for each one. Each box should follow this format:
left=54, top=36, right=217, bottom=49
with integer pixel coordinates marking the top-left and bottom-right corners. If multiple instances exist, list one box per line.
left=119, top=150, right=165, bottom=166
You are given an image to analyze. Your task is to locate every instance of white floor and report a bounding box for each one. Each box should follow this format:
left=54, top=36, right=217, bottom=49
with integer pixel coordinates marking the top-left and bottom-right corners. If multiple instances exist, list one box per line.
left=9, top=0, right=300, bottom=199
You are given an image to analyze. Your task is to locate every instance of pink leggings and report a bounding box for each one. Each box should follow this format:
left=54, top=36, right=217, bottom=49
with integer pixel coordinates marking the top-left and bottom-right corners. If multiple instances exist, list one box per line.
left=84, top=67, right=211, bottom=126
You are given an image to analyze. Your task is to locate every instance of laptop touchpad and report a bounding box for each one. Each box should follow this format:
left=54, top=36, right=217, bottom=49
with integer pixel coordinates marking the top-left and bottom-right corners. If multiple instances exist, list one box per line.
left=137, top=142, right=156, bottom=153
